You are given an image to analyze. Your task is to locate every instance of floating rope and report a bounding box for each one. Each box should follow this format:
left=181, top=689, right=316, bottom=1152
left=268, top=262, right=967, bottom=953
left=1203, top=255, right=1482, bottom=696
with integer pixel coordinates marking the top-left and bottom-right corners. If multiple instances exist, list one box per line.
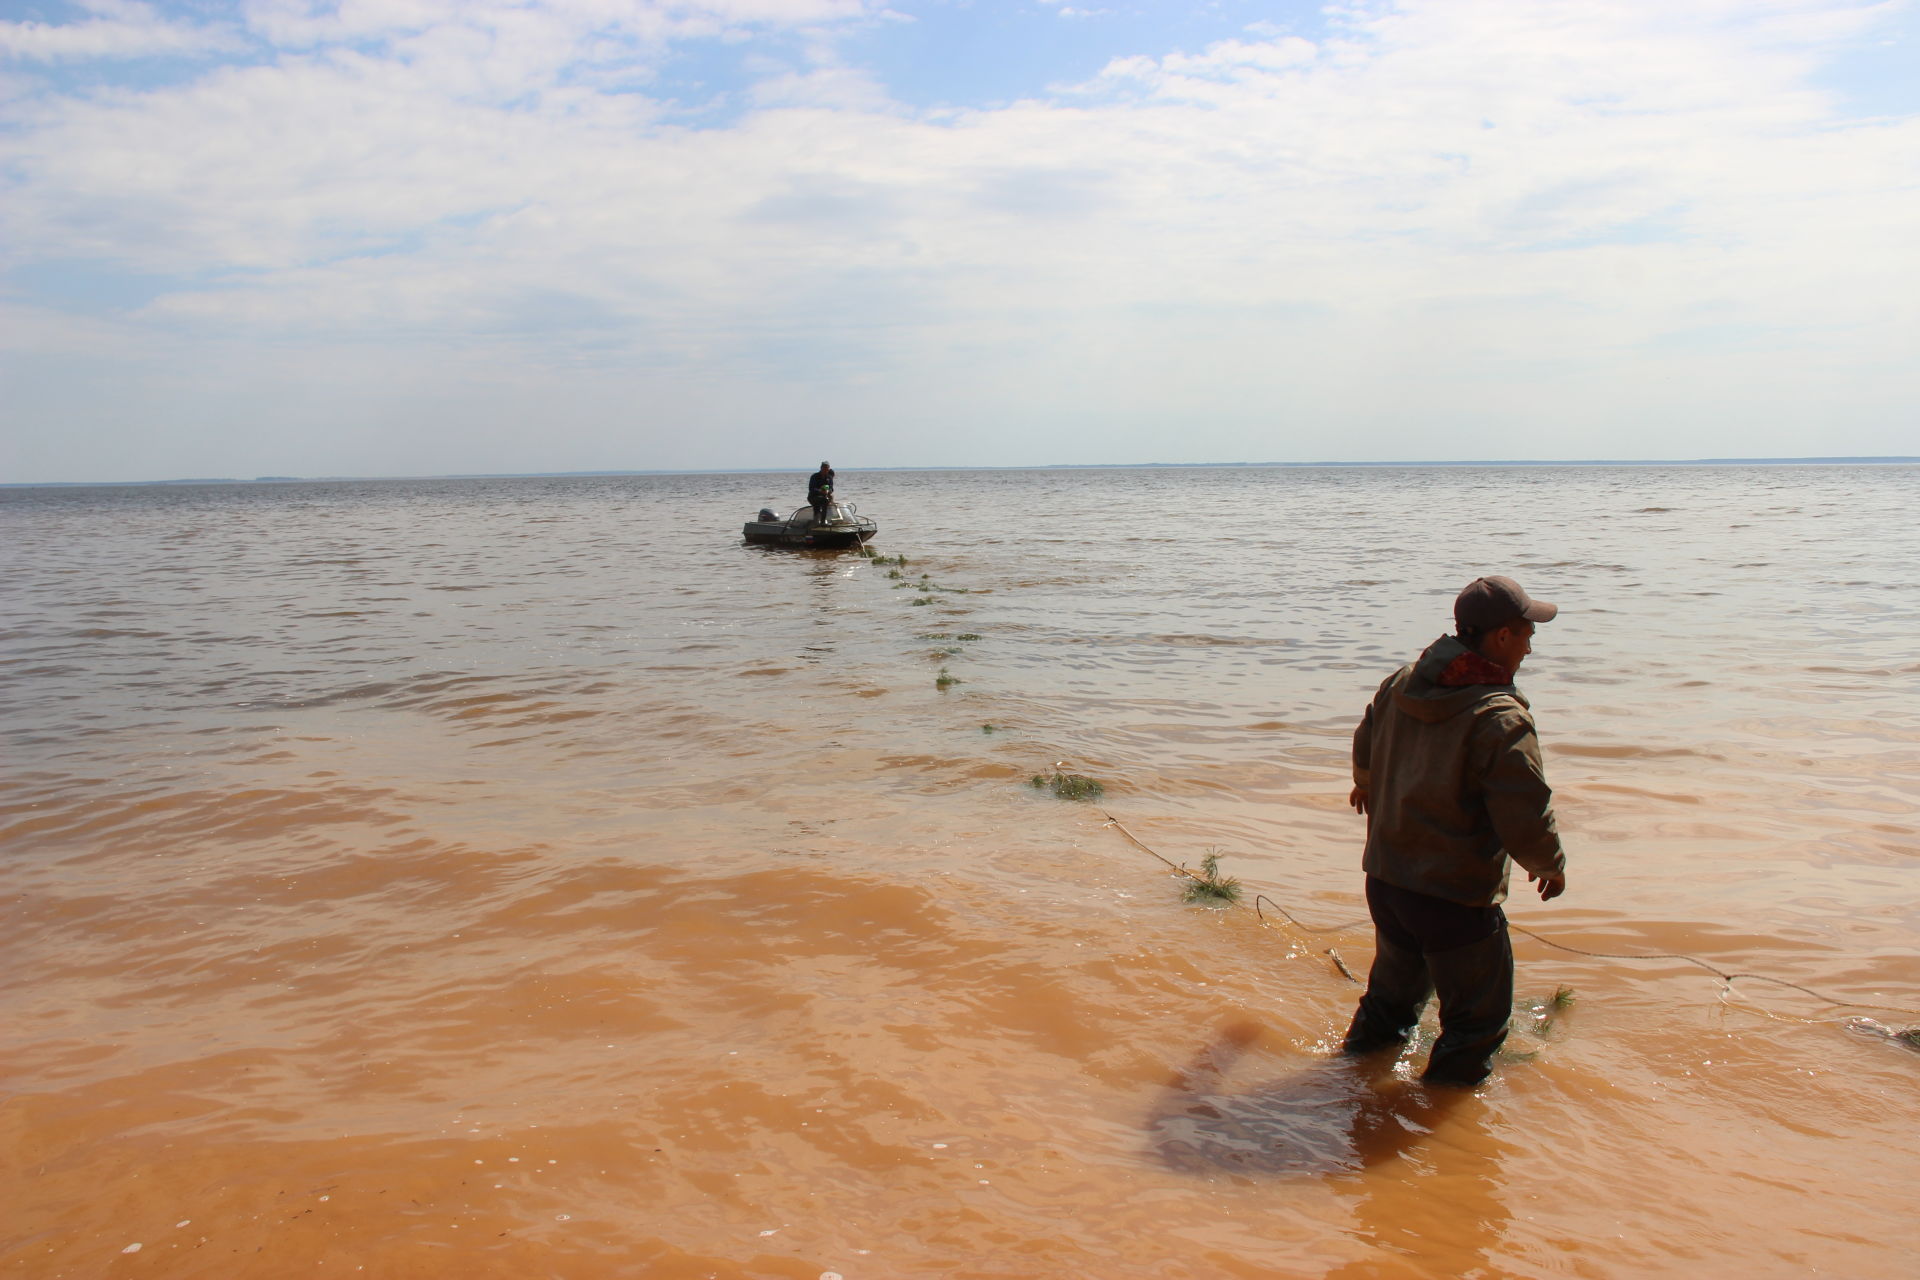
left=868, top=535, right=1915, bottom=1045
left=1097, top=809, right=1920, bottom=1035
left=1100, top=809, right=1369, bottom=987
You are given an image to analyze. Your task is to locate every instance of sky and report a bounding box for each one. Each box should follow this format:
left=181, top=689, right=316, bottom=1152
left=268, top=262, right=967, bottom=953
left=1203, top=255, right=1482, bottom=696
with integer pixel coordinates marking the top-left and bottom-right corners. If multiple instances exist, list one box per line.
left=1, top=0, right=1916, bottom=482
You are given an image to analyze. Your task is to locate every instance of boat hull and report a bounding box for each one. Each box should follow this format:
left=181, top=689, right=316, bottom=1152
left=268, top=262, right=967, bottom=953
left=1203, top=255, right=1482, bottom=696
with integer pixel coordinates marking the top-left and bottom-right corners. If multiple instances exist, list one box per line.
left=742, top=520, right=877, bottom=549
left=743, top=501, right=877, bottom=549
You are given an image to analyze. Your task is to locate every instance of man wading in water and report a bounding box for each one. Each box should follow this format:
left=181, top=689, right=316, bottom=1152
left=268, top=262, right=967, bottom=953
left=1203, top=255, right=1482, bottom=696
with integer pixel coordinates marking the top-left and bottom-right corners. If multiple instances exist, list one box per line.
left=807, top=462, right=835, bottom=526
left=1342, top=576, right=1569, bottom=1087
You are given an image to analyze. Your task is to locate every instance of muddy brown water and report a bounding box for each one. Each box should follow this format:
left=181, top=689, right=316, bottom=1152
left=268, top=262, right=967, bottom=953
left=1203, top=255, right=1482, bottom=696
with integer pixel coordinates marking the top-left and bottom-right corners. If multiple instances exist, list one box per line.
left=3, top=466, right=1916, bottom=1278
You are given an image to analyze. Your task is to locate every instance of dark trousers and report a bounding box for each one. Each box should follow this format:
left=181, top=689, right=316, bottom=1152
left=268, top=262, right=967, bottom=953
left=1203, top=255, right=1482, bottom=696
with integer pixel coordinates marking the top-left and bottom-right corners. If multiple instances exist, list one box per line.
left=1342, top=876, right=1514, bottom=1086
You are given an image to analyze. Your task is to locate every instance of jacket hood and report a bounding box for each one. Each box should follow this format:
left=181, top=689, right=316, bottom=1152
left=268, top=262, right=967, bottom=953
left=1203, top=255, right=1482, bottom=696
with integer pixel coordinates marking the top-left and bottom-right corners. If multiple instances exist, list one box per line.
left=1394, top=634, right=1530, bottom=724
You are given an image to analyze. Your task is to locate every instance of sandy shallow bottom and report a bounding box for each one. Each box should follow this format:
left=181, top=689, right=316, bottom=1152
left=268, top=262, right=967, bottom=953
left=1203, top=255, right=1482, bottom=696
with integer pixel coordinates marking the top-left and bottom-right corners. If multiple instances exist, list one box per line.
left=4, top=467, right=1917, bottom=1278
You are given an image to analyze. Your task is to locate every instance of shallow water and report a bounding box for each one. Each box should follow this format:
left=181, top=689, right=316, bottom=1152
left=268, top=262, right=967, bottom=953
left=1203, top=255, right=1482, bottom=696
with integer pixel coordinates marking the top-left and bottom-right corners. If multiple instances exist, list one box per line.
left=3, top=465, right=1916, bottom=1278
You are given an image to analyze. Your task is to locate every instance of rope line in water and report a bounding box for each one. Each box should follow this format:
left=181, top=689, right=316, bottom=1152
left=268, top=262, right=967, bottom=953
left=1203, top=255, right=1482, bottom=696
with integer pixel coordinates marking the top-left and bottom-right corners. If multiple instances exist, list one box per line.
left=1097, top=810, right=1920, bottom=1028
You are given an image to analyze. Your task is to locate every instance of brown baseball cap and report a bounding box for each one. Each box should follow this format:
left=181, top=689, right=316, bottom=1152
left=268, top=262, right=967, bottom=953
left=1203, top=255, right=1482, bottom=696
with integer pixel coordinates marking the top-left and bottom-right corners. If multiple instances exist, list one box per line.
left=1454, top=575, right=1558, bottom=633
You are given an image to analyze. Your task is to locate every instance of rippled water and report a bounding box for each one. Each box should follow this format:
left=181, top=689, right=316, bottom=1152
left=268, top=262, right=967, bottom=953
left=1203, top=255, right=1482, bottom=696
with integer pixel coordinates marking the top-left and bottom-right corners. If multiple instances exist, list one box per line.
left=4, top=465, right=1916, bottom=1278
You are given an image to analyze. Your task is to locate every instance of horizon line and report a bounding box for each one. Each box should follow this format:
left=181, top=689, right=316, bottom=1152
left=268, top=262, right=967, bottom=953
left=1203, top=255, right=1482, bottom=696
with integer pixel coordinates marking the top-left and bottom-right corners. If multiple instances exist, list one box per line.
left=4, top=456, right=1917, bottom=488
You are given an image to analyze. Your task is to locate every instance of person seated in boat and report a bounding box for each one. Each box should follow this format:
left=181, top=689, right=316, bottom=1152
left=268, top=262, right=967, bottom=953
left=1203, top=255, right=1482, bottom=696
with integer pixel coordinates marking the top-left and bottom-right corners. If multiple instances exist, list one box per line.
left=807, top=462, right=835, bottom=525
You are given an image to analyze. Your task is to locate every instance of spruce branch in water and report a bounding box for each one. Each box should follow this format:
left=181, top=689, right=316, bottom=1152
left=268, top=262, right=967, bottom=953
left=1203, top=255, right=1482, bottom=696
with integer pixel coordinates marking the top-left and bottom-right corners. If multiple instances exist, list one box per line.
left=1028, top=771, right=1104, bottom=801
left=1182, top=851, right=1242, bottom=905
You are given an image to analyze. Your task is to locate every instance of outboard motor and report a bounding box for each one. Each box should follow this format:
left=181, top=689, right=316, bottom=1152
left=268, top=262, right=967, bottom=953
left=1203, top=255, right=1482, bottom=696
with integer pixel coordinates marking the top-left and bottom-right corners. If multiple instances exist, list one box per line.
left=758, top=508, right=778, bottom=522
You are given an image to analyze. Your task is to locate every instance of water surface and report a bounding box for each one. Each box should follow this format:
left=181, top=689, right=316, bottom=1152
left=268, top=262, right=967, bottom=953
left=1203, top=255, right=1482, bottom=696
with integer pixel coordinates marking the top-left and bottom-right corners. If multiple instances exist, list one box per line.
left=3, top=465, right=1916, bottom=1278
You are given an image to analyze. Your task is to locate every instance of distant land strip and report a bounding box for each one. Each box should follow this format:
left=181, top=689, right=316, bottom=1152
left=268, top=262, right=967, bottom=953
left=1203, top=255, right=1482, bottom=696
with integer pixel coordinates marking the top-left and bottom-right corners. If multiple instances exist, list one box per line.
left=5, top=457, right=1917, bottom=487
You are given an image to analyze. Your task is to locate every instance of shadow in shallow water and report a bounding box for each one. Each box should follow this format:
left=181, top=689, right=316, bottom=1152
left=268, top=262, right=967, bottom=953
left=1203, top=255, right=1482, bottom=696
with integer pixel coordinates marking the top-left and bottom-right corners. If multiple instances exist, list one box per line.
left=1151, top=1021, right=1517, bottom=1276
left=1149, top=1020, right=1474, bottom=1177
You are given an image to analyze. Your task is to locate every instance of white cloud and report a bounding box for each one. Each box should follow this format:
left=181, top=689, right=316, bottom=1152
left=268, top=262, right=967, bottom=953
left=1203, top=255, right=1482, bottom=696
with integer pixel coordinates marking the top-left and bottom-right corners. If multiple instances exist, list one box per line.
left=748, top=64, right=896, bottom=108
left=0, top=0, right=240, bottom=62
left=239, top=0, right=880, bottom=52
left=1, top=0, right=1916, bottom=479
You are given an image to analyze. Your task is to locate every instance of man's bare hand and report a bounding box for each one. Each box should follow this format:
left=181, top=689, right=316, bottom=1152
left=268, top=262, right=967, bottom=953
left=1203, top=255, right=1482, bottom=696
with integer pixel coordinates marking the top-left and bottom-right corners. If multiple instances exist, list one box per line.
left=1530, top=869, right=1566, bottom=901
left=1349, top=786, right=1369, bottom=815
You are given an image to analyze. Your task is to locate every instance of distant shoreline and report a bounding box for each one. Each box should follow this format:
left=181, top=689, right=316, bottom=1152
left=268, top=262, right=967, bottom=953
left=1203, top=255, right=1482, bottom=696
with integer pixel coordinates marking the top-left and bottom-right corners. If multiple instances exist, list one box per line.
left=5, top=457, right=1916, bottom=489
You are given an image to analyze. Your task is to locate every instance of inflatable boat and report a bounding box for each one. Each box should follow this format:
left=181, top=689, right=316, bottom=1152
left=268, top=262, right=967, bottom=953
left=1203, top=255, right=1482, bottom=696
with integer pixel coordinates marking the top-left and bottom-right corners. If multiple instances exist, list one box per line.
left=742, top=502, right=878, bottom=549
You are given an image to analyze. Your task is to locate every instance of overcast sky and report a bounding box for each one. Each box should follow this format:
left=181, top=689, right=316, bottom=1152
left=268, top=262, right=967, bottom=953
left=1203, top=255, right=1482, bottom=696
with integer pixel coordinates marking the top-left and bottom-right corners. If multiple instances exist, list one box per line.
left=2, top=0, right=1916, bottom=482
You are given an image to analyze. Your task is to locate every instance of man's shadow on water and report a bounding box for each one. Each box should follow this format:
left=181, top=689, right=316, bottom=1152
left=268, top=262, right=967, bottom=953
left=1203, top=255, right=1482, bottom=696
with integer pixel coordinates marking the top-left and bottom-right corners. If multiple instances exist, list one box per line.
left=1149, top=1021, right=1516, bottom=1276
left=1149, top=1021, right=1460, bottom=1178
